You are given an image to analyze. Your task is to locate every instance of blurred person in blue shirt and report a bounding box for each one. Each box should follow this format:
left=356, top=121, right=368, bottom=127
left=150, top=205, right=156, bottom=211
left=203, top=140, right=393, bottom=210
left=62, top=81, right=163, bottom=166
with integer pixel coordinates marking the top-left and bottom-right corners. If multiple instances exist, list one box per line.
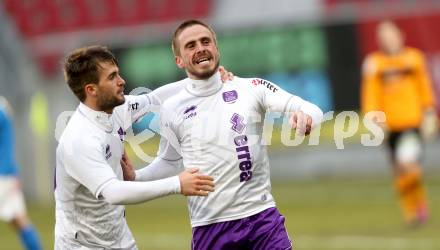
left=0, top=96, right=42, bottom=250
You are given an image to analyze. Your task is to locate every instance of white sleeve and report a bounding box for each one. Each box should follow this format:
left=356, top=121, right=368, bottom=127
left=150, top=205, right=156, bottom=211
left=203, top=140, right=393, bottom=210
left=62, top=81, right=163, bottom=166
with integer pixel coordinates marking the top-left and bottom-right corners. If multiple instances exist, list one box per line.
left=285, top=96, right=324, bottom=128
left=100, top=176, right=180, bottom=205
left=249, top=78, right=323, bottom=127
left=145, top=81, right=185, bottom=113
left=135, top=155, right=182, bottom=182
left=112, top=95, right=152, bottom=132
left=62, top=136, right=117, bottom=198
left=147, top=81, right=184, bottom=105
left=135, top=104, right=183, bottom=181
left=115, top=82, right=183, bottom=130
left=124, top=94, right=153, bottom=122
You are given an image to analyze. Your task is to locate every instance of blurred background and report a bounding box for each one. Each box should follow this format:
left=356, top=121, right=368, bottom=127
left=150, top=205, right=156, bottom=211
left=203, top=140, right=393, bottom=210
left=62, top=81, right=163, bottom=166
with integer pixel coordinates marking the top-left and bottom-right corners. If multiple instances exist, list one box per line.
left=1, top=0, right=440, bottom=249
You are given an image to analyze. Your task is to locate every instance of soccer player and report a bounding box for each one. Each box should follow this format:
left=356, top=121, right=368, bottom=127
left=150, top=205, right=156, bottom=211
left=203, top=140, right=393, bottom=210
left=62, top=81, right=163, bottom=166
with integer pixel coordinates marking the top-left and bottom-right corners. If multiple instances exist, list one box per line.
left=55, top=46, right=218, bottom=249
left=361, top=20, right=438, bottom=226
left=128, top=20, right=324, bottom=249
left=0, top=96, right=42, bottom=250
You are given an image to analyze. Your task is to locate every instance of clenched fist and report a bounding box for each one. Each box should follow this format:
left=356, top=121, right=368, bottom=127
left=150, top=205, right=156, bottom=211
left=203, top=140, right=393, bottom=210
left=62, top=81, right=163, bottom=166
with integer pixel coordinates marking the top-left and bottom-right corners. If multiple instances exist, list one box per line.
left=290, top=111, right=313, bottom=136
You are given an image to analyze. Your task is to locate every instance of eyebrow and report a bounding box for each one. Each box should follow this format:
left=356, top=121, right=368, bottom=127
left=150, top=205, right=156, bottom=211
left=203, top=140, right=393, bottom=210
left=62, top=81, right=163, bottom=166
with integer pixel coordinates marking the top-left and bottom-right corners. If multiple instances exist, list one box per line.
left=184, top=36, right=212, bottom=47
left=184, top=40, right=196, bottom=47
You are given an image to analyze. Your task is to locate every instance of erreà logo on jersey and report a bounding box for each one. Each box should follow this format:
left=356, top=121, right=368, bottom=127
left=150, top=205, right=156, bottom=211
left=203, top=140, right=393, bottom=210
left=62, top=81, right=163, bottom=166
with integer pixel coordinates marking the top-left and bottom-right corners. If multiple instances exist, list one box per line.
left=183, top=105, right=197, bottom=119
left=222, top=90, right=238, bottom=103
left=251, top=79, right=278, bottom=93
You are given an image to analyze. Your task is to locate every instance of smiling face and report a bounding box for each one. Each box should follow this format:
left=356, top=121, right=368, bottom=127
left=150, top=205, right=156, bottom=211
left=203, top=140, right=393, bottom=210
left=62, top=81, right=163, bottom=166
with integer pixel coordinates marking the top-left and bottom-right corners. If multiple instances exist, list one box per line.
left=92, top=61, right=126, bottom=113
left=174, top=24, right=220, bottom=80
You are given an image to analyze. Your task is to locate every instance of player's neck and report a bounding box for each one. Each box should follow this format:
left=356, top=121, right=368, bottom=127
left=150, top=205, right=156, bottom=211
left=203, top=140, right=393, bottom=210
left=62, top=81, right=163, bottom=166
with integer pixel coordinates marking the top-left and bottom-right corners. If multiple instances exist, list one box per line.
left=186, top=71, right=222, bottom=96
left=83, top=99, right=114, bottom=114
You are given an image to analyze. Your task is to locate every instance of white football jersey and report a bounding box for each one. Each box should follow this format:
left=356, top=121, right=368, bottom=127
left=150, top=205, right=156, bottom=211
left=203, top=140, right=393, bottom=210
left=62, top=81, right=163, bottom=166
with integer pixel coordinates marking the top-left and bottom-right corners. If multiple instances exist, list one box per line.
left=55, top=95, right=153, bottom=249
left=159, top=72, right=323, bottom=227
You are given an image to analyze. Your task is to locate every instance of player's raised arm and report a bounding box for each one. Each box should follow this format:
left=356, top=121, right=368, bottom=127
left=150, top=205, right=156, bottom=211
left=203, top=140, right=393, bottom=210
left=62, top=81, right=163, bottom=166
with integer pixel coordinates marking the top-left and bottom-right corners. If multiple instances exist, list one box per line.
left=249, top=78, right=323, bottom=134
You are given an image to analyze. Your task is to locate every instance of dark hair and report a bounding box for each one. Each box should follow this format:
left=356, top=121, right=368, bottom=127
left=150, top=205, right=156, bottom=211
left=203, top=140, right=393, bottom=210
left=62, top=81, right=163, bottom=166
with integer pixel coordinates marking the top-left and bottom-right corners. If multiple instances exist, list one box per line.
left=172, top=19, right=217, bottom=56
left=63, top=45, right=118, bottom=102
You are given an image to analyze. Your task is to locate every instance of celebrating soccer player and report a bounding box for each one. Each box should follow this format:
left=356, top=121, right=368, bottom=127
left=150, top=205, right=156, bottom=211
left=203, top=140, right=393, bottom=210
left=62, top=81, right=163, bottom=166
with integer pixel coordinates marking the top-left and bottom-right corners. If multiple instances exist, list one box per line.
left=133, top=20, right=324, bottom=249
left=55, top=46, right=223, bottom=249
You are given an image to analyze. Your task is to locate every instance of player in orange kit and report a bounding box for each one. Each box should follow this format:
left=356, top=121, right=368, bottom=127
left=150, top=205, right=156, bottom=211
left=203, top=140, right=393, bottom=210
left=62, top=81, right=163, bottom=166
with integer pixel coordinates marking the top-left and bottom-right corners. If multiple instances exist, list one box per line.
left=361, top=20, right=438, bottom=226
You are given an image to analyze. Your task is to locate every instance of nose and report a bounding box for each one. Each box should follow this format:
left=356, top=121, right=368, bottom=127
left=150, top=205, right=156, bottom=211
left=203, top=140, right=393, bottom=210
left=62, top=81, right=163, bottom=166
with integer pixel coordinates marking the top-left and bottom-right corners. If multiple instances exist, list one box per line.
left=195, top=41, right=206, bottom=53
left=118, top=75, right=126, bottom=86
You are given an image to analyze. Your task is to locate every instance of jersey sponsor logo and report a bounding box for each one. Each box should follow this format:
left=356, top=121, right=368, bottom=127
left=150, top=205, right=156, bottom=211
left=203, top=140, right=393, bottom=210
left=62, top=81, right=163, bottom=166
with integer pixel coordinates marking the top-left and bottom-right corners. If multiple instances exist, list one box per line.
left=222, top=90, right=238, bottom=103
left=183, top=105, right=197, bottom=120
left=234, top=134, right=253, bottom=182
left=230, top=113, right=253, bottom=182
left=105, top=144, right=112, bottom=160
left=251, top=78, right=278, bottom=93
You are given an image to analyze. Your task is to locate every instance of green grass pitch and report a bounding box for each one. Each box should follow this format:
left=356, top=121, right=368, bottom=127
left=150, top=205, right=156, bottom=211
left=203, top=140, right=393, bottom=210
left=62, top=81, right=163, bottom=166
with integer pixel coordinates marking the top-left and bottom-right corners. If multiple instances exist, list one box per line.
left=1, top=176, right=439, bottom=250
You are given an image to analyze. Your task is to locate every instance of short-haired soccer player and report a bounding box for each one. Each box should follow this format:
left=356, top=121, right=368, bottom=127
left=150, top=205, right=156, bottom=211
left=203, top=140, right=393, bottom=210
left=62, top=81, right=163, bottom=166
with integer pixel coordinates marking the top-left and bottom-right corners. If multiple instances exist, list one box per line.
left=126, top=20, right=324, bottom=250
left=55, top=45, right=219, bottom=249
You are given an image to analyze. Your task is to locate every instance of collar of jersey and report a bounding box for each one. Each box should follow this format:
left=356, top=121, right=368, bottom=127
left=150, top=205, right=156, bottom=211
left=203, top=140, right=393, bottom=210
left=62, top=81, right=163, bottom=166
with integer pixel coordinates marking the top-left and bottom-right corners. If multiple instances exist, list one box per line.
left=78, top=102, right=113, bottom=133
left=185, top=71, right=222, bottom=97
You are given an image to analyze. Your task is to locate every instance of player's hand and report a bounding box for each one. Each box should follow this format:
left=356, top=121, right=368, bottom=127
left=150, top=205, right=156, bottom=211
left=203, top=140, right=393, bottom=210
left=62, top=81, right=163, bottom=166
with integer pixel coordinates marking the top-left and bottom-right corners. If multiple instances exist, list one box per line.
left=179, top=168, right=215, bottom=196
left=121, top=152, right=136, bottom=181
left=421, top=108, right=439, bottom=141
left=219, top=66, right=234, bottom=82
left=290, top=111, right=312, bottom=136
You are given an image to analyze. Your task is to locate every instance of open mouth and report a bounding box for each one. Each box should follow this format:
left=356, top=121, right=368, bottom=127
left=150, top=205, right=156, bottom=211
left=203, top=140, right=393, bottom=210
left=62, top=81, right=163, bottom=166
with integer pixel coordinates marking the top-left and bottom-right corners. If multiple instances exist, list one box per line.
left=194, top=55, right=212, bottom=65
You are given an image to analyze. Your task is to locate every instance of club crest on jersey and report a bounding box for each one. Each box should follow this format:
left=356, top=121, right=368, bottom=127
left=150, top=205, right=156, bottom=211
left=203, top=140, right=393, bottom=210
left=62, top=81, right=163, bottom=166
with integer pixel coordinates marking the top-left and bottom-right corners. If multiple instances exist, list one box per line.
left=222, top=90, right=238, bottom=103
left=105, top=144, right=112, bottom=160
left=183, top=105, right=197, bottom=119
left=251, top=79, right=278, bottom=93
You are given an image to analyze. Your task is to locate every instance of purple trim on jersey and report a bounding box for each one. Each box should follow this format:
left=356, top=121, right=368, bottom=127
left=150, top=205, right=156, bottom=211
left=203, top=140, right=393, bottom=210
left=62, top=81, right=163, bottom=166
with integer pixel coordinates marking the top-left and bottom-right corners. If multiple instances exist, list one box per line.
left=192, top=207, right=292, bottom=250
left=222, top=90, right=238, bottom=103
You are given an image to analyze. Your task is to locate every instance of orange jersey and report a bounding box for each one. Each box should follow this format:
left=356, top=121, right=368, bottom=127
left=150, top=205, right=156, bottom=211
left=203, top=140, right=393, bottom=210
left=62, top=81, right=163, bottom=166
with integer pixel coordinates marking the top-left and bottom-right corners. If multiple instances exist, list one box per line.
left=361, top=47, right=436, bottom=131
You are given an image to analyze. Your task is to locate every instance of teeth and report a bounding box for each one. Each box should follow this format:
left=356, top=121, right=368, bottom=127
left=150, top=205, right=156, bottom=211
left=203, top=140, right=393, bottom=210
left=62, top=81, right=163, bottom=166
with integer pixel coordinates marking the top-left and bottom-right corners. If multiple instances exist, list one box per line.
left=196, top=58, right=209, bottom=64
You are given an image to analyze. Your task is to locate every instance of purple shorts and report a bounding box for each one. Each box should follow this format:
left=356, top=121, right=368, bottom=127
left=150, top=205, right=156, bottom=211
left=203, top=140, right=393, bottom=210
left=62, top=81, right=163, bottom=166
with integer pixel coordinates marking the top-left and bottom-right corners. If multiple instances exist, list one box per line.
left=192, top=207, right=293, bottom=250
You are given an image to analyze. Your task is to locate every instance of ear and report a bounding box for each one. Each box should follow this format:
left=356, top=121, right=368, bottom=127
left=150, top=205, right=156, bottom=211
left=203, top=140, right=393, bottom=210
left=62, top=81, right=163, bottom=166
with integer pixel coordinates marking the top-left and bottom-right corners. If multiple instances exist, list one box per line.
left=175, top=56, right=185, bottom=69
left=84, top=83, right=98, bottom=98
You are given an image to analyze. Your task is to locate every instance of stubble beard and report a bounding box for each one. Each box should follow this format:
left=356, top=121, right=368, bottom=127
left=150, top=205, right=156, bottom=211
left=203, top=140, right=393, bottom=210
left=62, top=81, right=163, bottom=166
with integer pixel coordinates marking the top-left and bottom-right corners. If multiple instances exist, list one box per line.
left=97, top=92, right=125, bottom=112
left=188, top=57, right=220, bottom=80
